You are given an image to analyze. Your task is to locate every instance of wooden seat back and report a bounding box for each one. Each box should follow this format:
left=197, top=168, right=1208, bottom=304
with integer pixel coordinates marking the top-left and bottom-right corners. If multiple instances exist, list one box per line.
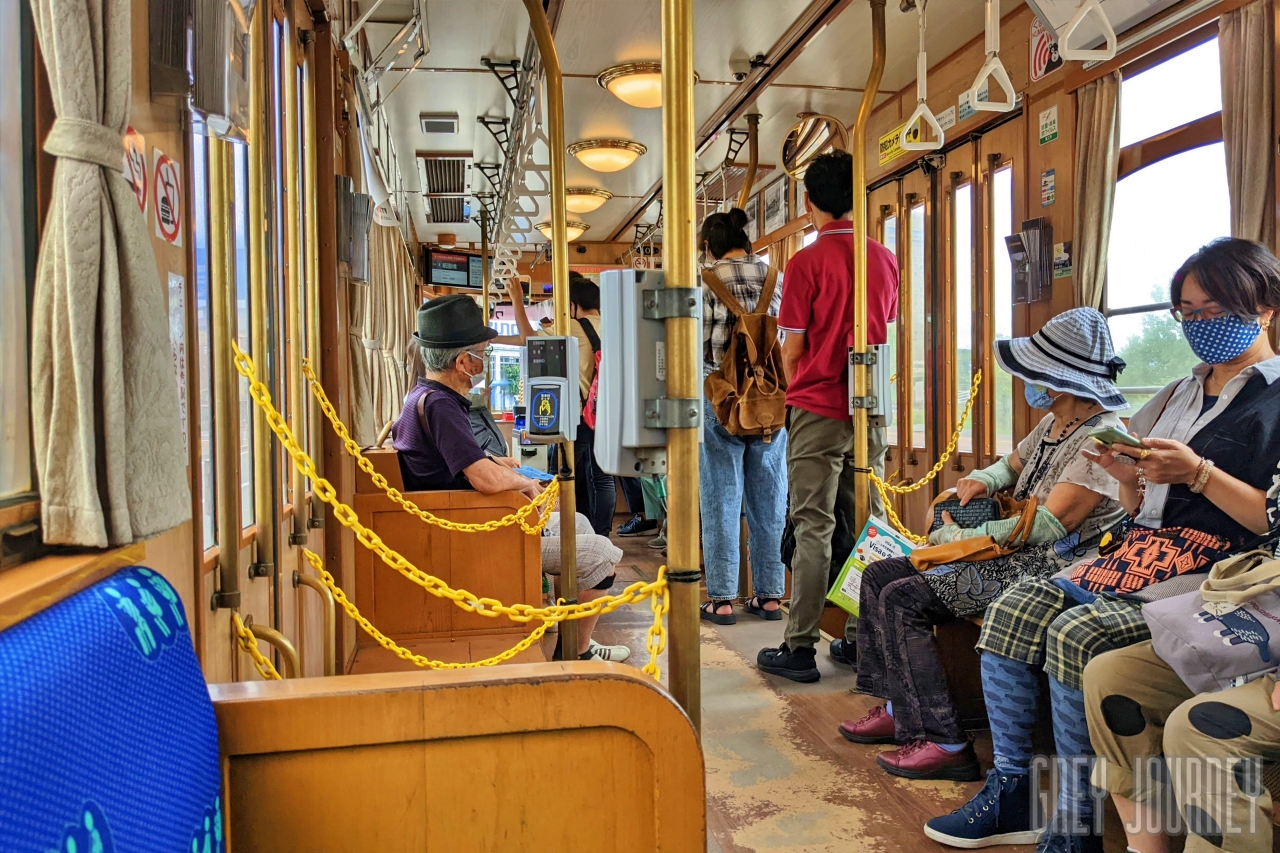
left=352, top=448, right=542, bottom=644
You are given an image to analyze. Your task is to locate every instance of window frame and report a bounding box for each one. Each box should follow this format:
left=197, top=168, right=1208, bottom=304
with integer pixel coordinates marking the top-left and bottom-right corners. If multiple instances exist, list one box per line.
left=946, top=166, right=977, bottom=461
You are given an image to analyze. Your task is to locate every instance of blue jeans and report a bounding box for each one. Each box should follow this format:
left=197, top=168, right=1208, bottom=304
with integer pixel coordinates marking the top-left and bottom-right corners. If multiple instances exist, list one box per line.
left=699, top=397, right=788, bottom=600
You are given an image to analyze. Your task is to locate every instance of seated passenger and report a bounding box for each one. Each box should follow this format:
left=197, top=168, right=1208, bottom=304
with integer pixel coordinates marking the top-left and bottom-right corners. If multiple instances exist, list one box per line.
left=392, top=294, right=630, bottom=663
left=926, top=238, right=1280, bottom=853
left=843, top=308, right=1129, bottom=782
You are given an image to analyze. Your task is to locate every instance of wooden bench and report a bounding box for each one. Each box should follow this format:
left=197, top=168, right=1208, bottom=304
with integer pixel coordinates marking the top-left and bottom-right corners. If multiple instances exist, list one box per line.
left=350, top=448, right=546, bottom=672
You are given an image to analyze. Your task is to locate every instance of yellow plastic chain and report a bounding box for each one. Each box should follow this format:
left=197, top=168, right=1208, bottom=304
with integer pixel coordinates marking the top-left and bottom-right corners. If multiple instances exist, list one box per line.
left=232, top=612, right=283, bottom=680
left=232, top=343, right=670, bottom=679
left=869, top=370, right=984, bottom=545
left=302, top=358, right=558, bottom=536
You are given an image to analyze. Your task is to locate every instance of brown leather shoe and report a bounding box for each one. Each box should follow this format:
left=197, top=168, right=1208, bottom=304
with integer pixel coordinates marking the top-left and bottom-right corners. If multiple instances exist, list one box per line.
left=875, top=739, right=982, bottom=781
left=838, top=705, right=896, bottom=744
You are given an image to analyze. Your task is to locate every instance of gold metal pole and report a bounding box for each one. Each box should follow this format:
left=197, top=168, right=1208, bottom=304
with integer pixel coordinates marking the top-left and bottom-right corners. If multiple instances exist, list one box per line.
left=285, top=22, right=308, bottom=544
left=210, top=137, right=242, bottom=609
left=735, top=112, right=760, bottom=210
left=480, top=205, right=492, bottom=390
left=303, top=30, right=325, bottom=529
left=246, top=619, right=301, bottom=679
left=294, top=570, right=336, bottom=676
left=663, top=0, right=701, bottom=729
left=522, top=0, right=578, bottom=660
left=248, top=2, right=276, bottom=586
left=851, top=0, right=887, bottom=534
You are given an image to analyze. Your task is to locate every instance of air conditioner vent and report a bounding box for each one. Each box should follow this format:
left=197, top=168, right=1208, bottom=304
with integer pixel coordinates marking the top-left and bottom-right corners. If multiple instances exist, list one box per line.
left=420, top=113, right=460, bottom=135
left=416, top=153, right=473, bottom=223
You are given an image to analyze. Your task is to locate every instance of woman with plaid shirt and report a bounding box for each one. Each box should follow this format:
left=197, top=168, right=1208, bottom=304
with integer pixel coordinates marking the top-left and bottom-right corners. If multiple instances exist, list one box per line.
left=925, top=239, right=1280, bottom=853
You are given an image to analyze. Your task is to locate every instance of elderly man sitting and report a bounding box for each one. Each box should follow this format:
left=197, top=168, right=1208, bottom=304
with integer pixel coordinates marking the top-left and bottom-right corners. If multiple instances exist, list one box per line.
left=391, top=294, right=630, bottom=663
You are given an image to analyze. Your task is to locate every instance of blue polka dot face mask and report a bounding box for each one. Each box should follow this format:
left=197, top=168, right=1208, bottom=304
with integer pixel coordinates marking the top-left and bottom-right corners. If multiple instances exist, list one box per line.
left=1180, top=313, right=1263, bottom=364
left=1024, top=383, right=1055, bottom=410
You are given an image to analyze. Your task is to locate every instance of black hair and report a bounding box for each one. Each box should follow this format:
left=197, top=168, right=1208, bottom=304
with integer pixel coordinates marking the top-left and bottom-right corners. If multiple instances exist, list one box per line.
left=1171, top=238, right=1280, bottom=318
left=803, top=150, right=853, bottom=219
left=569, top=273, right=601, bottom=312
left=699, top=208, right=752, bottom=259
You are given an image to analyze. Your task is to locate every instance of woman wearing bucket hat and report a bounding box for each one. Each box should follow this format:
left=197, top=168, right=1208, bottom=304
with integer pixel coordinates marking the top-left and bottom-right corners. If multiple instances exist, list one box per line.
left=925, top=238, right=1280, bottom=853
left=839, top=307, right=1130, bottom=783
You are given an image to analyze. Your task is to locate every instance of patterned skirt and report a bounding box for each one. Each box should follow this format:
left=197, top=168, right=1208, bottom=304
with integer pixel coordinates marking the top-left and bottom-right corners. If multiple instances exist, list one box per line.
left=920, top=533, right=1093, bottom=619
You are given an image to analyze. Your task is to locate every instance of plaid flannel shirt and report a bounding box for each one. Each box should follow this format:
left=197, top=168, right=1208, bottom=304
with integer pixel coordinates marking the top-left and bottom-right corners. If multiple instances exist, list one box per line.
left=702, top=255, right=782, bottom=371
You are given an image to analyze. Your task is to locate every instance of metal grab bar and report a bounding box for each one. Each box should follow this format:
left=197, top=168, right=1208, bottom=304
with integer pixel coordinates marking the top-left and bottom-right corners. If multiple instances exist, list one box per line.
left=244, top=616, right=301, bottom=679
left=901, top=1, right=943, bottom=152
left=969, top=0, right=1016, bottom=114
left=294, top=570, right=337, bottom=676
left=1058, top=0, right=1118, bottom=62
left=735, top=112, right=760, bottom=208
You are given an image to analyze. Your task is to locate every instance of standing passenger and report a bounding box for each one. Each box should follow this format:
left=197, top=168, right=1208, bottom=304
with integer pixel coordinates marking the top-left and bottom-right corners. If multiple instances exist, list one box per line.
left=756, top=151, right=900, bottom=682
left=697, top=208, right=787, bottom=625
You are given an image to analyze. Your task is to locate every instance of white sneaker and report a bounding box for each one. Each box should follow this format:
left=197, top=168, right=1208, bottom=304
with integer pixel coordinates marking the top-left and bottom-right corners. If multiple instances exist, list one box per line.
left=587, top=639, right=631, bottom=662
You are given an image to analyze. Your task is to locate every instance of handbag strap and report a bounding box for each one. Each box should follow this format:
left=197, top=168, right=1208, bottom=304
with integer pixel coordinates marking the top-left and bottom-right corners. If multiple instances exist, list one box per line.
left=1002, top=496, right=1041, bottom=552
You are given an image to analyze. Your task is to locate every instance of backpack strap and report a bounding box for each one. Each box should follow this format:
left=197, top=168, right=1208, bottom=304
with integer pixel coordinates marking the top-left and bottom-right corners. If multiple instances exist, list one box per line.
left=755, top=266, right=779, bottom=316
left=576, top=316, right=601, bottom=354
left=416, top=391, right=430, bottom=439
left=700, top=269, right=748, bottom=317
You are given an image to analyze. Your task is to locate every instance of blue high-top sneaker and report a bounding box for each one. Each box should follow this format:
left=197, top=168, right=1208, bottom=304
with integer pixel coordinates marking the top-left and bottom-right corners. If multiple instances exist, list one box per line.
left=924, top=770, right=1043, bottom=848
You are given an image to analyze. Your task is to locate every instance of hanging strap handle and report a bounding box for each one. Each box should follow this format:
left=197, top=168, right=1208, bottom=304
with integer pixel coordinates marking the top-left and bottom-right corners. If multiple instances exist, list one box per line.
left=1058, top=0, right=1118, bottom=62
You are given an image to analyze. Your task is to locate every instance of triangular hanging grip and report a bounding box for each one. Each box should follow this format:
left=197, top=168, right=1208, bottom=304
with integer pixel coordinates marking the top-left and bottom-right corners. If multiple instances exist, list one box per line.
left=968, top=54, right=1016, bottom=114
left=1058, top=0, right=1117, bottom=62
left=900, top=102, right=944, bottom=151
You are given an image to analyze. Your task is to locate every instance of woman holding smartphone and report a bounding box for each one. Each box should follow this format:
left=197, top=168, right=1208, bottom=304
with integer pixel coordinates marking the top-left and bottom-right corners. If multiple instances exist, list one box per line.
left=925, top=238, right=1280, bottom=853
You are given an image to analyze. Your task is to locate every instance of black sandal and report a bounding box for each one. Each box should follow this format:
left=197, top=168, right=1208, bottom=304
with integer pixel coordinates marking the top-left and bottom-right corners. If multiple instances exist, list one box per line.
left=743, top=596, right=783, bottom=621
left=700, top=600, right=737, bottom=625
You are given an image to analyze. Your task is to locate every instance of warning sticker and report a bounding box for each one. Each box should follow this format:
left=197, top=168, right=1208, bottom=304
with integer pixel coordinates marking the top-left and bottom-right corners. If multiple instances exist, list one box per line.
left=1039, top=105, right=1059, bottom=145
left=153, top=149, right=183, bottom=247
left=878, top=122, right=909, bottom=166
left=122, top=127, right=147, bottom=214
left=936, top=105, right=957, bottom=132
left=1030, top=16, right=1064, bottom=82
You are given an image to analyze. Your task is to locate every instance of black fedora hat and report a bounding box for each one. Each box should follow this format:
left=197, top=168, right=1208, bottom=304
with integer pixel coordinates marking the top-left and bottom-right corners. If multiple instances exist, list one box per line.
left=414, top=294, right=499, bottom=348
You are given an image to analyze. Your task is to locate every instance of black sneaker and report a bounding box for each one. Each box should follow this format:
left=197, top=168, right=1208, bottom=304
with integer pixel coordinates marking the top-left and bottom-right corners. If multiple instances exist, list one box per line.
left=924, top=770, right=1044, bottom=848
left=756, top=643, right=820, bottom=683
left=829, top=638, right=857, bottom=667
left=618, top=515, right=658, bottom=537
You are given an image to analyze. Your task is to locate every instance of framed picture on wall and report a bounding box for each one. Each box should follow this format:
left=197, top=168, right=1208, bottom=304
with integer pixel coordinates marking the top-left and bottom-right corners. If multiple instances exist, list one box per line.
left=763, top=178, right=787, bottom=236
left=744, top=194, right=760, bottom=244
left=795, top=178, right=808, bottom=220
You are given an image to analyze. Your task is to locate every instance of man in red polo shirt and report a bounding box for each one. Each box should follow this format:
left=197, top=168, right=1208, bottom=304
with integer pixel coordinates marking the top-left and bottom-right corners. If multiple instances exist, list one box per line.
left=757, top=150, right=899, bottom=683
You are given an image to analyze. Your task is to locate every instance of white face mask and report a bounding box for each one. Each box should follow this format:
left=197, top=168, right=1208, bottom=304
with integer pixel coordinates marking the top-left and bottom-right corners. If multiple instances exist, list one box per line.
left=465, top=351, right=486, bottom=388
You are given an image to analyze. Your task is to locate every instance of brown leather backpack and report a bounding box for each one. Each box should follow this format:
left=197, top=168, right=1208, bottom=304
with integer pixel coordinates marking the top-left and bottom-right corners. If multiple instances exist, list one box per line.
left=702, top=266, right=787, bottom=443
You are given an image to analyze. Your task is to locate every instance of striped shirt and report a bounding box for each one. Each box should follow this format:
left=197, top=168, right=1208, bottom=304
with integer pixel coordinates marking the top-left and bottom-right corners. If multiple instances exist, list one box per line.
left=701, top=254, right=782, bottom=371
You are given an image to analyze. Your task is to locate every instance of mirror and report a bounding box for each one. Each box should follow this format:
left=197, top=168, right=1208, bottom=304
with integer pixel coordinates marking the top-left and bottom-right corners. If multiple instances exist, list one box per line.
left=780, top=113, right=850, bottom=180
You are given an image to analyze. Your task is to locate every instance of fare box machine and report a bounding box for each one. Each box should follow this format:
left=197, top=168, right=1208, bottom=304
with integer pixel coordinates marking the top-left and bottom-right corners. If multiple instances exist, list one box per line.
left=519, top=336, right=579, bottom=462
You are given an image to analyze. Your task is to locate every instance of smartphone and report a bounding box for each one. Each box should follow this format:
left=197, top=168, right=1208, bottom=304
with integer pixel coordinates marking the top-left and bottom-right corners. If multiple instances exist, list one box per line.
left=1088, top=426, right=1145, bottom=448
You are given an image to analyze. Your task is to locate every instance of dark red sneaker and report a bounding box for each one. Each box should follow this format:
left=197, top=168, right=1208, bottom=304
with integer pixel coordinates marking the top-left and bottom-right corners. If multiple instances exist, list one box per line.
left=875, top=739, right=982, bottom=781
left=838, top=705, right=896, bottom=744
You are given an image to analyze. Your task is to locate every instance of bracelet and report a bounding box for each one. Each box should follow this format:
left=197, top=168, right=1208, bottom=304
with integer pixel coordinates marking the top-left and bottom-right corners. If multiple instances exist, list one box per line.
left=1189, top=457, right=1217, bottom=494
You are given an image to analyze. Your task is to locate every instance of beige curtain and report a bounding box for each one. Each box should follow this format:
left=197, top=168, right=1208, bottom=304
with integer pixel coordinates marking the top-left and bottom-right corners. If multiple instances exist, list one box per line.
left=1073, top=71, right=1123, bottom=310
left=1220, top=0, right=1276, bottom=248
left=347, top=224, right=418, bottom=446
left=30, top=0, right=190, bottom=546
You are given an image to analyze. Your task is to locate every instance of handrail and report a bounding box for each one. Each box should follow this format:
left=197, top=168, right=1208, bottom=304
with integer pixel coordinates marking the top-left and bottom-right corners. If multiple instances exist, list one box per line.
left=285, top=21, right=309, bottom=546
left=303, top=28, right=326, bottom=531
left=1058, top=0, right=1118, bottom=62
left=244, top=617, right=301, bottom=679
left=210, top=139, right=242, bottom=610
left=901, top=0, right=943, bottom=152
left=294, top=570, right=336, bottom=676
left=851, top=0, right=887, bottom=535
left=968, top=0, right=1016, bottom=114
left=735, top=112, right=760, bottom=209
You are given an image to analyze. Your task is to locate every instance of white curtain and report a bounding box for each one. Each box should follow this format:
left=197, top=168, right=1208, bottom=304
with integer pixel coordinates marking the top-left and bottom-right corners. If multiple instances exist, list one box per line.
left=30, top=0, right=190, bottom=546
left=1073, top=71, right=1123, bottom=311
left=1220, top=0, right=1276, bottom=247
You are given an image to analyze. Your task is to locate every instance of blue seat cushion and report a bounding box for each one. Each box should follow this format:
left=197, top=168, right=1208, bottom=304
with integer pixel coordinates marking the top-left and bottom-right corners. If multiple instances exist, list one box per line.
left=0, top=566, right=222, bottom=852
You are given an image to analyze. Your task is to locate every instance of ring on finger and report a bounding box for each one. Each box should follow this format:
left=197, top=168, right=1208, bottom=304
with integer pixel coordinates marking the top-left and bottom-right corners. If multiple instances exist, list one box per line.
left=1139, top=448, right=1151, bottom=461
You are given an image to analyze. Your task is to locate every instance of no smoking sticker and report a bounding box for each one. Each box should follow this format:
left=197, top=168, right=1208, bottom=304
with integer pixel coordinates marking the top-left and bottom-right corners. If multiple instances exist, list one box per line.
left=122, top=127, right=147, bottom=214
left=153, top=148, right=183, bottom=247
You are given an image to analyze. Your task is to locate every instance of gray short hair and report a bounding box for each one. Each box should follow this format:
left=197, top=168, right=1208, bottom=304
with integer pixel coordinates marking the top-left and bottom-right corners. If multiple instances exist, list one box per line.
left=422, top=344, right=473, bottom=373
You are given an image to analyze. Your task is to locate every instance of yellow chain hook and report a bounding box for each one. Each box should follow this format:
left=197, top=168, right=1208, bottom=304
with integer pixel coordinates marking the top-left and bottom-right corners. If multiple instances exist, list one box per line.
left=232, top=612, right=283, bottom=680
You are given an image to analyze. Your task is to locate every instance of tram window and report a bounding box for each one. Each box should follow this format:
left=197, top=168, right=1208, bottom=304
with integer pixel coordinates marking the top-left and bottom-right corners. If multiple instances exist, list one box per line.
left=489, top=347, right=522, bottom=413
left=0, top=0, right=30, bottom=502
left=233, top=144, right=254, bottom=529
left=758, top=251, right=770, bottom=267
left=991, top=166, right=1014, bottom=454
left=802, top=229, right=818, bottom=248
left=192, top=133, right=217, bottom=550
left=953, top=184, right=974, bottom=453
left=882, top=215, right=898, bottom=432
left=1118, top=38, right=1221, bottom=148
left=909, top=204, right=926, bottom=450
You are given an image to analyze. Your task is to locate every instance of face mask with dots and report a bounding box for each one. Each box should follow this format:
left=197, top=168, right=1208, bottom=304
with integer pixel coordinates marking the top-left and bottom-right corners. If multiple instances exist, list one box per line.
left=1181, top=314, right=1262, bottom=365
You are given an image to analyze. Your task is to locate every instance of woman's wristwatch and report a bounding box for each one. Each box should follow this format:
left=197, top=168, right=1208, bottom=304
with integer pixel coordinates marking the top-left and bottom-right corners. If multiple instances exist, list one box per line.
left=1189, top=457, right=1216, bottom=494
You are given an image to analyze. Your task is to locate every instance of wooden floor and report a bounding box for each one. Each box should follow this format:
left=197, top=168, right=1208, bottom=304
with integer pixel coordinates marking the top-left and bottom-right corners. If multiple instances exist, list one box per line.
left=583, top=520, right=1155, bottom=853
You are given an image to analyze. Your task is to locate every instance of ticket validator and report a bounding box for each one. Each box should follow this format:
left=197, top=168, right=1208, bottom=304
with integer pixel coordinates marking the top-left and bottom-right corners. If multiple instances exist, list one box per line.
left=522, top=335, right=579, bottom=444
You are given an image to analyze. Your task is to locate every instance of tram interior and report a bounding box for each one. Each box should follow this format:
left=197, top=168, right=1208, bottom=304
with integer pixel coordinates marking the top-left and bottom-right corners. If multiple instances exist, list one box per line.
left=3, top=0, right=1280, bottom=851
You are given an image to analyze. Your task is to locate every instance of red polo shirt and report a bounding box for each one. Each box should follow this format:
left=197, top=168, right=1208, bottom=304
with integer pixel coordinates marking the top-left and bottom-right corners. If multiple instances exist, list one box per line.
left=778, top=220, right=899, bottom=421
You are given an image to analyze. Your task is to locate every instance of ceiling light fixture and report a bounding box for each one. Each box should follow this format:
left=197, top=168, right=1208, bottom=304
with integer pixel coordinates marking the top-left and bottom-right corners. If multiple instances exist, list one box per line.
left=595, top=62, right=698, bottom=109
left=535, top=220, right=590, bottom=242
left=568, top=139, right=647, bottom=173
left=565, top=187, right=614, bottom=214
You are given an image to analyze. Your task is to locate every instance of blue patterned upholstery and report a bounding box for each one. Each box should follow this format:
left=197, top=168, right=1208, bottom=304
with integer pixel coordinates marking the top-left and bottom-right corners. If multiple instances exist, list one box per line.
left=0, top=566, right=223, bottom=852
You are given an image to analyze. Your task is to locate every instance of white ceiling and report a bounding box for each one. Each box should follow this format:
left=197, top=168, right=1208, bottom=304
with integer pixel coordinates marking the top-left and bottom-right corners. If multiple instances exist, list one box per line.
left=365, top=0, right=995, bottom=249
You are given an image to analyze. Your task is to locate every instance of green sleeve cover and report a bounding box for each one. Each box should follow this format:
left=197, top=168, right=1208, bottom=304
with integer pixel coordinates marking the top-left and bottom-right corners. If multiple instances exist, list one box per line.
left=946, top=506, right=1068, bottom=547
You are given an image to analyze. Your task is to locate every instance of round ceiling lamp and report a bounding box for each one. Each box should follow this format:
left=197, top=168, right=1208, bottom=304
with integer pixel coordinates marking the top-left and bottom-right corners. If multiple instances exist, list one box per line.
left=535, top=220, right=590, bottom=242
left=596, top=62, right=699, bottom=109
left=568, top=139, right=647, bottom=173
left=565, top=187, right=613, bottom=214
